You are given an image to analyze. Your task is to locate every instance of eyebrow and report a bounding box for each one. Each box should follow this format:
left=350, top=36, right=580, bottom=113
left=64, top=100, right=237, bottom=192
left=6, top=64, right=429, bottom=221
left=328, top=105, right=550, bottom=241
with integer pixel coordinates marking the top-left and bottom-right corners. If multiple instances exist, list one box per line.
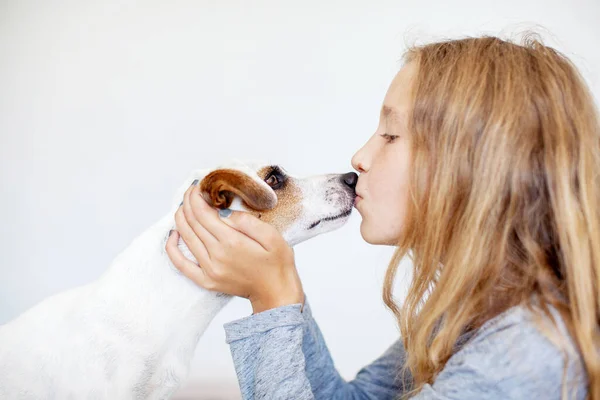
left=381, top=106, right=408, bottom=136
left=381, top=105, right=405, bottom=121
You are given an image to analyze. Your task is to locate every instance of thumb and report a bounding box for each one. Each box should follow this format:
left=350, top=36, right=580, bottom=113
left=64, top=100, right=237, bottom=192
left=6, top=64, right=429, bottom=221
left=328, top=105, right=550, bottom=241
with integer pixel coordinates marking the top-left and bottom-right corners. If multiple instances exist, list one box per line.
left=220, top=209, right=280, bottom=249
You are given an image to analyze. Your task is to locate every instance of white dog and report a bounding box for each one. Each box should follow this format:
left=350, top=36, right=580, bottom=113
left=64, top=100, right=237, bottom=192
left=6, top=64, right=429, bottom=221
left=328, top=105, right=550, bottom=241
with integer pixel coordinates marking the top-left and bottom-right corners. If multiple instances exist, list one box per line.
left=0, top=160, right=357, bottom=400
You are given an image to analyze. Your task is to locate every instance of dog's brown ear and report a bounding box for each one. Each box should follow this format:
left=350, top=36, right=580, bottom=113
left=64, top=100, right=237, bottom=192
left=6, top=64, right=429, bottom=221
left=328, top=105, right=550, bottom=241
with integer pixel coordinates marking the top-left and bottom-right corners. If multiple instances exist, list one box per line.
left=200, top=169, right=277, bottom=210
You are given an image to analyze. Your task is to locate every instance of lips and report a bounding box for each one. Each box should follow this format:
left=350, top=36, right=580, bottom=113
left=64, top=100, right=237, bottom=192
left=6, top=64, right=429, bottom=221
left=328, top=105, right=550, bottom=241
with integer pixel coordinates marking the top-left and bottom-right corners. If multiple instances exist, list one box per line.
left=354, top=192, right=363, bottom=207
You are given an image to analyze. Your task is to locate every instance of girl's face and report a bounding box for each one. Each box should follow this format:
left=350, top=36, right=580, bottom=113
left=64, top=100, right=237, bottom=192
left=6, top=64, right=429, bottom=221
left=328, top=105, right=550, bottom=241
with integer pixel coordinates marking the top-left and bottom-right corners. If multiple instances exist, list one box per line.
left=352, top=63, right=416, bottom=245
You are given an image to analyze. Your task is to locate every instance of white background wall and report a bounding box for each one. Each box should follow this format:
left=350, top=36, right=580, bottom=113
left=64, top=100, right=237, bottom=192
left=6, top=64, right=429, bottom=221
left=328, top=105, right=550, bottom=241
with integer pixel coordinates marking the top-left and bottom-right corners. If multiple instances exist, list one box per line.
left=1, top=1, right=599, bottom=398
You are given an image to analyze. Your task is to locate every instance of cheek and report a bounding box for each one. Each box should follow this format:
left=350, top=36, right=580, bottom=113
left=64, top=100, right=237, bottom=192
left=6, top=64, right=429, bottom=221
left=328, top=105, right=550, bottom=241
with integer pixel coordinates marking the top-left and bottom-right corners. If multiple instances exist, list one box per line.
left=247, top=182, right=302, bottom=234
left=362, top=151, right=410, bottom=243
left=368, top=152, right=410, bottom=208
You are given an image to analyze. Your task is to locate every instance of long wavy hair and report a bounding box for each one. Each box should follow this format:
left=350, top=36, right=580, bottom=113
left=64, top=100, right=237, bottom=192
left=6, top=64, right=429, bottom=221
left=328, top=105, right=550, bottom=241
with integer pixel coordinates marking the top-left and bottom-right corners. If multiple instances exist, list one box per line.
left=383, top=34, right=600, bottom=399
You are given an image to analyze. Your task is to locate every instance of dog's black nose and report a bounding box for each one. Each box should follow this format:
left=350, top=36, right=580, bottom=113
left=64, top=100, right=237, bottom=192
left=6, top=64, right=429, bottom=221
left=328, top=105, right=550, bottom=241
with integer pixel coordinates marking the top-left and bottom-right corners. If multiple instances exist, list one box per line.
left=341, top=172, right=358, bottom=189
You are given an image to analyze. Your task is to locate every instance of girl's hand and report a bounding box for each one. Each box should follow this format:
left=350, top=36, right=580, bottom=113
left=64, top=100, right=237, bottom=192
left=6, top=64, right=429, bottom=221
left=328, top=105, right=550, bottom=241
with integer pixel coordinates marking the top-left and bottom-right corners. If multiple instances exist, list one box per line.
left=165, top=183, right=304, bottom=314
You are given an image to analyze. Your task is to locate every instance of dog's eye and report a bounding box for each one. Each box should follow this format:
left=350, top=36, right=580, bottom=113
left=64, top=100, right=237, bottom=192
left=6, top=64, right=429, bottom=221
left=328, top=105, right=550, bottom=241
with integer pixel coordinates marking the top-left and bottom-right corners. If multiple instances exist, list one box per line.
left=265, top=172, right=284, bottom=190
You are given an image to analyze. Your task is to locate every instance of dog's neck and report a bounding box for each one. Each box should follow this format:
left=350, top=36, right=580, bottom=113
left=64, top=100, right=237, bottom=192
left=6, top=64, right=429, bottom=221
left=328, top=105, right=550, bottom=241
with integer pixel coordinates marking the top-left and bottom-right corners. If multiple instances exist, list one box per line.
left=94, top=197, right=281, bottom=347
left=94, top=208, right=232, bottom=344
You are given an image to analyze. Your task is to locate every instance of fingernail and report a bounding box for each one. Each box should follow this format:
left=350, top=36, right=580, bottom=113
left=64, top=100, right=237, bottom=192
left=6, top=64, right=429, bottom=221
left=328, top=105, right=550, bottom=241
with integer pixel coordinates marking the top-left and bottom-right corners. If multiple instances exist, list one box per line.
left=169, top=229, right=174, bottom=237
left=191, top=179, right=199, bottom=186
left=219, top=208, right=233, bottom=218
left=179, top=201, right=183, bottom=207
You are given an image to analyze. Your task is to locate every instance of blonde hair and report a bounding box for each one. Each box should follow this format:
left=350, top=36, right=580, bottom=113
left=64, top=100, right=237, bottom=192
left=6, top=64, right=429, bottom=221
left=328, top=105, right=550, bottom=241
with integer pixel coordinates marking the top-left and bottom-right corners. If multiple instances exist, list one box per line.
left=383, top=34, right=600, bottom=399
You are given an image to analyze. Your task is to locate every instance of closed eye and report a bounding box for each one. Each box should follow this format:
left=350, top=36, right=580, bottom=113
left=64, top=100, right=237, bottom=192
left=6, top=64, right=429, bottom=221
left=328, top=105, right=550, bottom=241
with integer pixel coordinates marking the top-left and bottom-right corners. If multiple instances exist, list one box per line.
left=380, top=133, right=399, bottom=143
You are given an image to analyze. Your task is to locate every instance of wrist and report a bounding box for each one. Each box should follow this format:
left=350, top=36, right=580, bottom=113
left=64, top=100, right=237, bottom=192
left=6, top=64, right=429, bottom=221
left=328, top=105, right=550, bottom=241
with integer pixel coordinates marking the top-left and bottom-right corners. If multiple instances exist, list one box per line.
left=250, top=271, right=304, bottom=314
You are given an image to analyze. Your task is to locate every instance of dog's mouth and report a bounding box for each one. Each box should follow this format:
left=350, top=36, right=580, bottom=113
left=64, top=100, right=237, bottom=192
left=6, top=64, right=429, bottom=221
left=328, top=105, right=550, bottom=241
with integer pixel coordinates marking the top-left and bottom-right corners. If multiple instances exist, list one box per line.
left=308, top=208, right=353, bottom=230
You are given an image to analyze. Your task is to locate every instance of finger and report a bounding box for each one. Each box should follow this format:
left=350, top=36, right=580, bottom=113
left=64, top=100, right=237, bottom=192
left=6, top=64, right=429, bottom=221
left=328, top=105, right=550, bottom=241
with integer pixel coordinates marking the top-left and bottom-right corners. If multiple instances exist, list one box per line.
left=174, top=206, right=211, bottom=265
left=221, top=211, right=284, bottom=252
left=186, top=184, right=233, bottom=242
left=165, top=231, right=214, bottom=290
left=181, top=185, right=220, bottom=250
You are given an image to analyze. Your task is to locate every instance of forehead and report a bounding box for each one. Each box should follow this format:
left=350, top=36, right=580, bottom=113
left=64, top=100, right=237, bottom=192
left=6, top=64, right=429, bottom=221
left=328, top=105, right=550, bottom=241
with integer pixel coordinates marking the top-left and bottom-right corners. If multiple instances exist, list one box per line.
left=382, top=62, right=417, bottom=119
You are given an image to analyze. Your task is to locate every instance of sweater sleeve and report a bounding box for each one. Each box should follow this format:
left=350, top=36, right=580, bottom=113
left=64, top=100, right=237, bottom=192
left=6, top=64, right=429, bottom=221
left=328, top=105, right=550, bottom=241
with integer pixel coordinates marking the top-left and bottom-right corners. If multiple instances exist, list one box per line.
left=224, top=301, right=588, bottom=400
left=224, top=300, right=410, bottom=400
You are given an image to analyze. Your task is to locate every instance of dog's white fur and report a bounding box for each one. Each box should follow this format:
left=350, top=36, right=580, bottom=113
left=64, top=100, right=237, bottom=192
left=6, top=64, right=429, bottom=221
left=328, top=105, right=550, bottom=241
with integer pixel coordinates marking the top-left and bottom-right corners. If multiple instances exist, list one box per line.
left=0, top=160, right=356, bottom=399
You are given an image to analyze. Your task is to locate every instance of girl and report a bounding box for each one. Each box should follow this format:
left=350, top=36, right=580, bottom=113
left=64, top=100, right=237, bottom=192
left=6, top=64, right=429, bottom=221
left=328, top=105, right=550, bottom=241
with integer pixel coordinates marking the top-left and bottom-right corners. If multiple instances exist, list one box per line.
left=166, top=34, right=599, bottom=399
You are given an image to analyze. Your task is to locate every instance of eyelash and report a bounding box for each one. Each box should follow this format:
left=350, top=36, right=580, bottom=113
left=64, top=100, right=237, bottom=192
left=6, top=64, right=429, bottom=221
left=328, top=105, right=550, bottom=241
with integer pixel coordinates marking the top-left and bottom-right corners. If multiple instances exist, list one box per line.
left=381, top=133, right=399, bottom=143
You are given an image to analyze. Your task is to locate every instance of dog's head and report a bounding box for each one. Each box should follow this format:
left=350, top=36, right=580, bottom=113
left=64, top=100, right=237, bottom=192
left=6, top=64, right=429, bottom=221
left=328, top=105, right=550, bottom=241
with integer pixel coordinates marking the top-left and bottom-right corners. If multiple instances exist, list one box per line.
left=175, top=161, right=357, bottom=246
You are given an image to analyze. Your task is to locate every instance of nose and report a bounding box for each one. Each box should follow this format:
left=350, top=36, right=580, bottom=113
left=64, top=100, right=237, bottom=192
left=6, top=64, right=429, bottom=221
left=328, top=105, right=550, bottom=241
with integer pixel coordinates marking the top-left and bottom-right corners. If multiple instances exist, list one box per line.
left=351, top=139, right=371, bottom=173
left=351, top=151, right=364, bottom=173
left=341, top=172, right=358, bottom=190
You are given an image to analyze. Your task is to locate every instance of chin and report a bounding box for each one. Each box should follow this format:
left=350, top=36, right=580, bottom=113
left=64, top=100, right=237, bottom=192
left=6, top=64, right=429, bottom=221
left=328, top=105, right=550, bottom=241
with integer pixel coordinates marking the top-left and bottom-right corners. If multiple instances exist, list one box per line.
left=360, top=223, right=383, bottom=245
left=360, top=222, right=399, bottom=246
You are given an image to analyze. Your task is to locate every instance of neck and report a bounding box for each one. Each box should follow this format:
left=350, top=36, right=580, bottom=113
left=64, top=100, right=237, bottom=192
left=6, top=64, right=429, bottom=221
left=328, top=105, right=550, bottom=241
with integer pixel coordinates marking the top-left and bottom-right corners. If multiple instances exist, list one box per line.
left=95, top=208, right=231, bottom=345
